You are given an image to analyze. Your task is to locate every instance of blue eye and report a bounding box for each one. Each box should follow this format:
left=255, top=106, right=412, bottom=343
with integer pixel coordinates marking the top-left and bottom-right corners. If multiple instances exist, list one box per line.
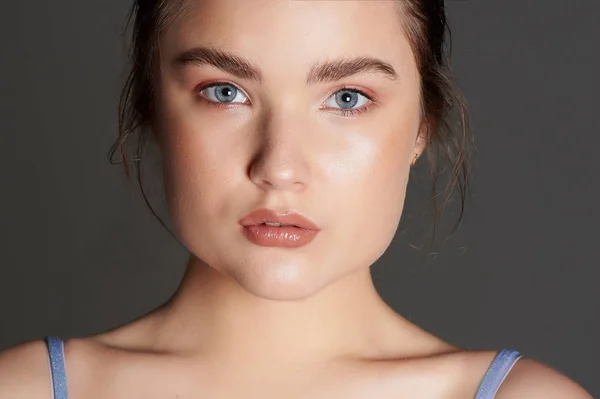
left=197, top=84, right=373, bottom=116
left=324, top=89, right=370, bottom=110
left=199, top=83, right=248, bottom=104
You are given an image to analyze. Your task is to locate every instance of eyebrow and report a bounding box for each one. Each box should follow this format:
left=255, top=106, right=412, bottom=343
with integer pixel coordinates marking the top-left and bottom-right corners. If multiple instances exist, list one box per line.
left=173, top=46, right=399, bottom=83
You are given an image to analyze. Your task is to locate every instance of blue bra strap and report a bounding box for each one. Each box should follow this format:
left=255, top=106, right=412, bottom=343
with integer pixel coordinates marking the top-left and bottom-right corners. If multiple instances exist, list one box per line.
left=45, top=336, right=68, bottom=399
left=474, top=349, right=522, bottom=399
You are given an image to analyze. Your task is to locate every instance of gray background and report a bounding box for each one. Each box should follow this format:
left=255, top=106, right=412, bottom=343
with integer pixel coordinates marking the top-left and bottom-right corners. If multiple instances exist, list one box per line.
left=0, top=0, right=598, bottom=396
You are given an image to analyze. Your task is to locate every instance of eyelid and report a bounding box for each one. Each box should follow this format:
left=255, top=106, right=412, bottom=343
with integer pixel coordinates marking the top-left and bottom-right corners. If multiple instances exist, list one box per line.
left=325, top=85, right=377, bottom=102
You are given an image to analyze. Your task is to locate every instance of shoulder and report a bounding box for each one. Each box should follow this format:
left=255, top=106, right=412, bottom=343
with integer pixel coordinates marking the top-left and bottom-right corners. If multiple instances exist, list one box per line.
left=0, top=338, right=53, bottom=398
left=495, top=357, right=592, bottom=399
left=417, top=349, right=593, bottom=399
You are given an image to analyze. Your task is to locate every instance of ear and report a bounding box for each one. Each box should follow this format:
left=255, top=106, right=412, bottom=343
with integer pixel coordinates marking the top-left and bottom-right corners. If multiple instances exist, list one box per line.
left=411, top=120, right=429, bottom=164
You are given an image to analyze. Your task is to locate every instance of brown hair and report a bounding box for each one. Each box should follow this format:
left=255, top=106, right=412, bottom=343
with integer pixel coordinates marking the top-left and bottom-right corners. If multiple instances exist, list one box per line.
left=110, top=0, right=474, bottom=250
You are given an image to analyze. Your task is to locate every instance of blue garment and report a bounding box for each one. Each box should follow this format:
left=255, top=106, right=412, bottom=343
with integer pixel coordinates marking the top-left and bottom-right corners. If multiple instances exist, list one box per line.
left=44, top=336, right=521, bottom=398
left=474, top=349, right=522, bottom=398
left=45, top=336, right=68, bottom=399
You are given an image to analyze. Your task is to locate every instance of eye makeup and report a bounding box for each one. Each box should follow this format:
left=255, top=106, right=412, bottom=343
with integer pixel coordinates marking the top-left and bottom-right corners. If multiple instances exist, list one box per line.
left=193, top=81, right=379, bottom=117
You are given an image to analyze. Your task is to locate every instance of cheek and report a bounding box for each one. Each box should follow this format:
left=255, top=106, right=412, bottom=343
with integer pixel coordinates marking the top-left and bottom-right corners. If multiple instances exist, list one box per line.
left=319, top=114, right=416, bottom=200
left=157, top=127, right=246, bottom=262
left=320, top=112, right=418, bottom=262
left=319, top=133, right=377, bottom=181
left=154, top=104, right=233, bottom=229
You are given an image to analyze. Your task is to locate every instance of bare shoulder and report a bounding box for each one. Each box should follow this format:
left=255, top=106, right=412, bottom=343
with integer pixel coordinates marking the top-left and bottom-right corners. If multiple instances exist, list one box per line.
left=495, top=357, right=593, bottom=399
left=379, top=349, right=592, bottom=399
left=0, top=339, right=52, bottom=399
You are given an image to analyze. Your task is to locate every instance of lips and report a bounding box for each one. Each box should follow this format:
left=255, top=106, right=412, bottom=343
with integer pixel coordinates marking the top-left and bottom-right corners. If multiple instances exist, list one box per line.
left=238, top=208, right=320, bottom=248
left=238, top=208, right=320, bottom=230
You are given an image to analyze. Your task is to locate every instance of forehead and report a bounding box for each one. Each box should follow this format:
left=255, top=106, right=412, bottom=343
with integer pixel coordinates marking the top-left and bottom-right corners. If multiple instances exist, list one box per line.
left=159, top=0, right=415, bottom=77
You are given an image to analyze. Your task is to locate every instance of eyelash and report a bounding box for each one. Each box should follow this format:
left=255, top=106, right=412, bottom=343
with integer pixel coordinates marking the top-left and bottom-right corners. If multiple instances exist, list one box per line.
left=194, top=82, right=377, bottom=117
left=325, top=87, right=377, bottom=117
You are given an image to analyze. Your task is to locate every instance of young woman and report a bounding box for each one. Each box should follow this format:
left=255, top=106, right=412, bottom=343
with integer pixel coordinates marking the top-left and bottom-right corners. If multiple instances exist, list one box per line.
left=0, top=1, right=592, bottom=398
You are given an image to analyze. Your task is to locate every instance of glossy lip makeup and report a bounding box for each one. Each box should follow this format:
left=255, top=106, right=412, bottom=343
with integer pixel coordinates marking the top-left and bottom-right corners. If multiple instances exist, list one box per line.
left=238, top=209, right=321, bottom=248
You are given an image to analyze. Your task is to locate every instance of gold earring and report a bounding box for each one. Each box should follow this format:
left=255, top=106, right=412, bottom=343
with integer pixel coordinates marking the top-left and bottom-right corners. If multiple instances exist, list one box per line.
left=410, top=153, right=418, bottom=166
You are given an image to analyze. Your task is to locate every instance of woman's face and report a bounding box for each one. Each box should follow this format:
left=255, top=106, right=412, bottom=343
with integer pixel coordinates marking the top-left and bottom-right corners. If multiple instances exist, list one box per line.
left=155, top=0, right=426, bottom=300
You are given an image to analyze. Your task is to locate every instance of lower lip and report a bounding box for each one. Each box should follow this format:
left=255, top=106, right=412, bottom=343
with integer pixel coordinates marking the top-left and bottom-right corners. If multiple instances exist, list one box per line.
left=241, top=225, right=319, bottom=248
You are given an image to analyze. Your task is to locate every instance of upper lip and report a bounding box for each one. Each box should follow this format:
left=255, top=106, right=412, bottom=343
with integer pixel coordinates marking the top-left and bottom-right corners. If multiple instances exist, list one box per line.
left=239, top=208, right=320, bottom=230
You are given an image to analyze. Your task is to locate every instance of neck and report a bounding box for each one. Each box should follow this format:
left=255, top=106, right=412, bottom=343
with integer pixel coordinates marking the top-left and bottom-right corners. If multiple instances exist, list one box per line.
left=151, top=254, right=413, bottom=365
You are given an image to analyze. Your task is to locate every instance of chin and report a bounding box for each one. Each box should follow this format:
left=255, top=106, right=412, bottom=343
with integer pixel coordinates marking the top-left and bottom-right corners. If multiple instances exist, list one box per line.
left=226, top=257, right=331, bottom=301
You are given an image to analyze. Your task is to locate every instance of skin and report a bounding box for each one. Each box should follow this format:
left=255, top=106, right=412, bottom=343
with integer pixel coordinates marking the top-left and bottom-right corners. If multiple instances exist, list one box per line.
left=0, top=1, right=592, bottom=398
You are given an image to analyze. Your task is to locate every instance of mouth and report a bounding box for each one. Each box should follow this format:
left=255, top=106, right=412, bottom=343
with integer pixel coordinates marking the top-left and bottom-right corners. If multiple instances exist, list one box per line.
left=238, top=208, right=320, bottom=248
left=238, top=208, right=320, bottom=230
left=260, top=222, right=298, bottom=227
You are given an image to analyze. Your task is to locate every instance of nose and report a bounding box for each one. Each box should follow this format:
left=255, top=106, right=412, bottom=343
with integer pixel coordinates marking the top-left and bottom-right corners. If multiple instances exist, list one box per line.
left=248, top=110, right=311, bottom=192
